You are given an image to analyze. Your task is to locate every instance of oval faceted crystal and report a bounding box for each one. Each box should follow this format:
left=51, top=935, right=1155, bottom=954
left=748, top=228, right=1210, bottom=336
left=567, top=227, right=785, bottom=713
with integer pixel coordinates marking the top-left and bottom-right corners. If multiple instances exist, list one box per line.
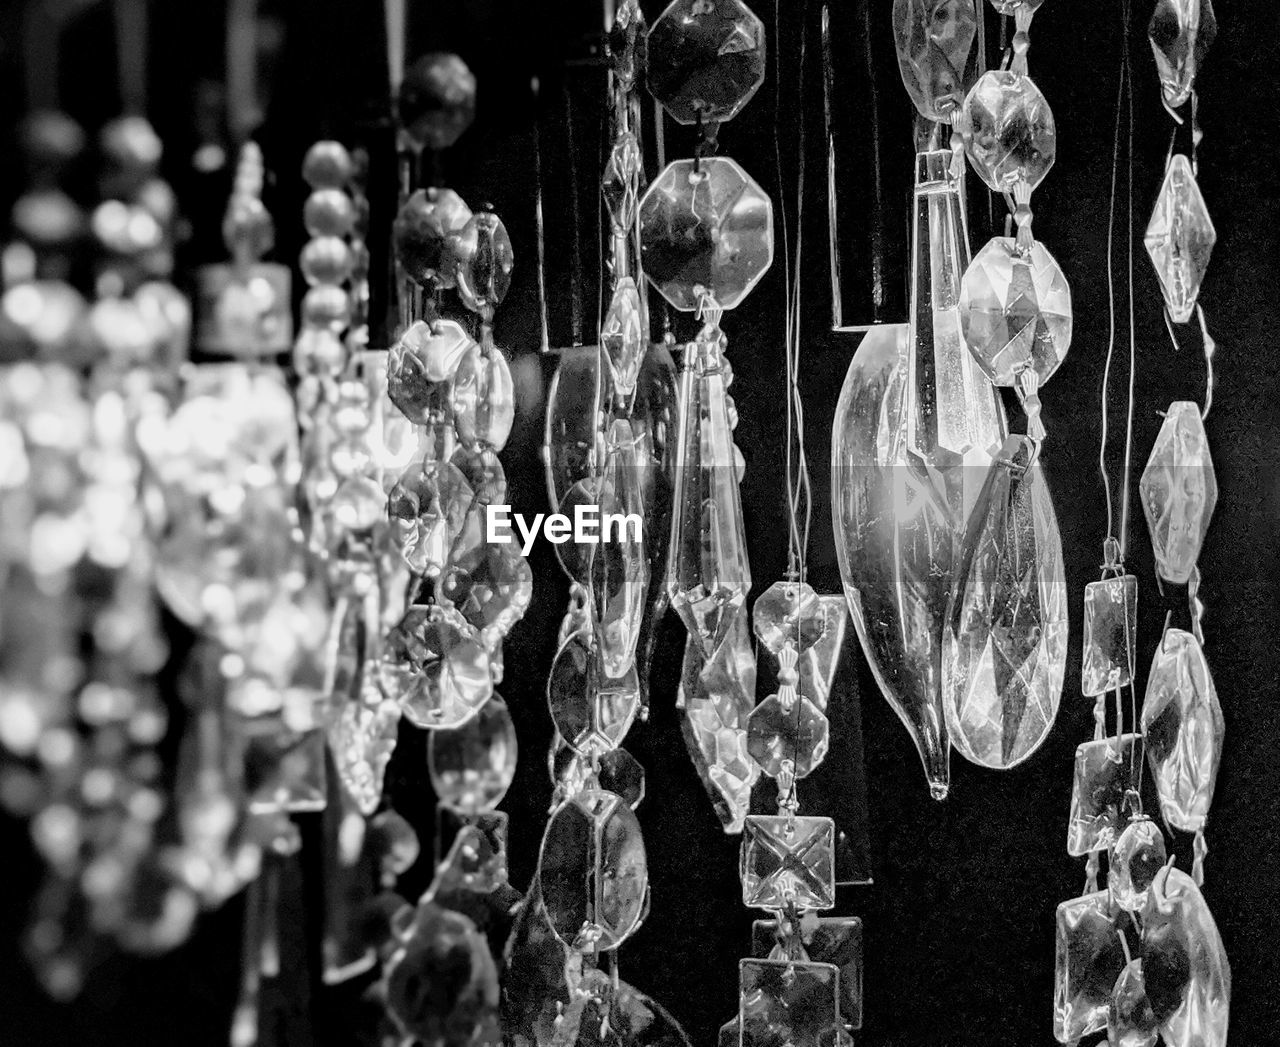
left=601, top=277, right=645, bottom=397
left=640, top=157, right=773, bottom=312
left=960, top=236, right=1072, bottom=387
left=537, top=789, right=648, bottom=951
left=1138, top=401, right=1216, bottom=585
left=892, top=0, right=979, bottom=122
left=428, top=694, right=517, bottom=813
left=548, top=631, right=641, bottom=757
left=646, top=0, right=766, bottom=126
left=944, top=435, right=1067, bottom=769
left=959, top=70, right=1056, bottom=194
left=1144, top=155, right=1215, bottom=324
left=452, top=341, right=515, bottom=451
left=1141, top=628, right=1224, bottom=832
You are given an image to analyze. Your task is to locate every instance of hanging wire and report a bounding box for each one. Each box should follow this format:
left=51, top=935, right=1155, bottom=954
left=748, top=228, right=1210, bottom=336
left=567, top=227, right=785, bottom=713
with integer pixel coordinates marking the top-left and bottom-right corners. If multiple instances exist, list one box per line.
left=1118, top=0, right=1138, bottom=564
left=531, top=78, right=551, bottom=353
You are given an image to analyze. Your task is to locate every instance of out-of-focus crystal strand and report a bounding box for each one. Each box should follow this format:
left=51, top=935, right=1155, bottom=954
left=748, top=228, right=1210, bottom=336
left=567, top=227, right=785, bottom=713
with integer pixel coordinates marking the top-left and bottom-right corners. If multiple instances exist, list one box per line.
left=1053, top=7, right=1229, bottom=1046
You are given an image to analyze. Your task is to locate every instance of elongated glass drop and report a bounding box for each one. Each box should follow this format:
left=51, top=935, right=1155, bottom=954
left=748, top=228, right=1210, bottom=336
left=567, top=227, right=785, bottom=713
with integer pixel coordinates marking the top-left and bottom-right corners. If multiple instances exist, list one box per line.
left=592, top=419, right=649, bottom=678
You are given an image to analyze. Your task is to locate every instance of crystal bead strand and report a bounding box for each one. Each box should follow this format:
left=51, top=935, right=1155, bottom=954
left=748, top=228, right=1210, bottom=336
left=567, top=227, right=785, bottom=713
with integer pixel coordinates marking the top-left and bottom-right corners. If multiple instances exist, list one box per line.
left=1140, top=0, right=1222, bottom=887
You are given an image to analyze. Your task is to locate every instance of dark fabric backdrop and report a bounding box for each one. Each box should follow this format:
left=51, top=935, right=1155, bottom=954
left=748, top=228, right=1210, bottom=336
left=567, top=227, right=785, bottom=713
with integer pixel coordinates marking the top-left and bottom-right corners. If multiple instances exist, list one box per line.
left=3, top=1, right=1279, bottom=1045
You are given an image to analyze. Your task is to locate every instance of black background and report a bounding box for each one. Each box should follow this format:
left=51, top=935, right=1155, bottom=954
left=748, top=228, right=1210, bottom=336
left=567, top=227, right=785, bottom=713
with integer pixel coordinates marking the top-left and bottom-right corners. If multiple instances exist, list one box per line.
left=3, top=1, right=1279, bottom=1045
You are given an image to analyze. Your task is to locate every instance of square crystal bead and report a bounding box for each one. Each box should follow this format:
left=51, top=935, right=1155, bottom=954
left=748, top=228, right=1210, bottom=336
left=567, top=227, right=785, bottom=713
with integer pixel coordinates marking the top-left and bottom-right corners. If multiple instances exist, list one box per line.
left=1067, top=734, right=1141, bottom=856
left=1081, top=575, right=1138, bottom=696
left=1054, top=891, right=1130, bottom=1042
left=753, top=915, right=863, bottom=1030
left=741, top=815, right=835, bottom=911
left=739, top=958, right=840, bottom=1047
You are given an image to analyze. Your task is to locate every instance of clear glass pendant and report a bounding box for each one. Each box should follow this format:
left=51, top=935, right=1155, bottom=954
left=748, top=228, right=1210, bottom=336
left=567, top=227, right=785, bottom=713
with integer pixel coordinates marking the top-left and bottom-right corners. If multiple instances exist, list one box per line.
left=1149, top=0, right=1217, bottom=109
left=959, top=71, right=1056, bottom=195
left=592, top=419, right=649, bottom=678
left=1054, top=890, right=1129, bottom=1042
left=1082, top=575, right=1139, bottom=697
left=1139, top=401, right=1217, bottom=585
left=1109, top=959, right=1160, bottom=1047
left=1144, top=156, right=1216, bottom=324
left=739, top=958, right=840, bottom=1047
left=891, top=0, right=979, bottom=123
left=1067, top=733, right=1141, bottom=856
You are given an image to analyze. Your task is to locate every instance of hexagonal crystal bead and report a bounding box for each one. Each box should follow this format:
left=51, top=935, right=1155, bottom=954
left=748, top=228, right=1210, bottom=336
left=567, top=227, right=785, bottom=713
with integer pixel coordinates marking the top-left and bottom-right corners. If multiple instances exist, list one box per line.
left=1109, top=959, right=1160, bottom=1047
left=640, top=157, right=773, bottom=312
left=537, top=789, right=647, bottom=951
left=746, top=694, right=830, bottom=779
left=892, top=0, right=979, bottom=122
left=1139, top=401, right=1216, bottom=585
left=381, top=605, right=492, bottom=729
left=1149, top=0, right=1217, bottom=109
left=453, top=210, right=513, bottom=315
left=960, top=236, right=1072, bottom=387
left=740, top=815, right=836, bottom=911
left=646, top=0, right=766, bottom=126
left=1067, top=733, right=1140, bottom=856
left=1054, top=890, right=1129, bottom=1043
left=452, top=341, right=514, bottom=450
left=1082, top=575, right=1138, bottom=697
left=601, top=277, right=645, bottom=396
left=1142, top=628, right=1224, bottom=832
left=739, top=959, right=840, bottom=1047
left=548, top=631, right=640, bottom=757
left=959, top=70, right=1056, bottom=194
left=1109, top=817, right=1168, bottom=912
left=427, top=695, right=517, bottom=814
left=1145, top=155, right=1215, bottom=324
left=752, top=580, right=827, bottom=656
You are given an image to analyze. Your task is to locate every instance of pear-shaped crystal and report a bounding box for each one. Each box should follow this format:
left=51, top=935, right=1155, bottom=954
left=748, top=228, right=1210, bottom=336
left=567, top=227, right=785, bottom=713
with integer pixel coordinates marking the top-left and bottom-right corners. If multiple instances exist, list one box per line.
left=1139, top=401, right=1216, bottom=585
left=667, top=329, right=752, bottom=658
left=1140, top=866, right=1230, bottom=1045
left=1149, top=0, right=1217, bottom=109
left=959, top=71, right=1056, bottom=194
left=452, top=340, right=514, bottom=451
left=537, top=789, right=647, bottom=951
left=1109, top=959, right=1160, bottom=1047
left=1109, top=817, right=1168, bottom=913
left=753, top=580, right=826, bottom=656
left=601, top=278, right=645, bottom=396
left=382, top=605, right=492, bottom=729
left=1082, top=574, right=1139, bottom=697
left=1141, top=628, right=1224, bottom=832
left=944, top=435, right=1066, bottom=769
left=592, top=419, right=649, bottom=678
left=892, top=0, right=979, bottom=122
left=1145, top=155, right=1215, bottom=324
left=1054, top=890, right=1129, bottom=1043
left=428, top=694, right=517, bottom=814
left=960, top=236, right=1071, bottom=387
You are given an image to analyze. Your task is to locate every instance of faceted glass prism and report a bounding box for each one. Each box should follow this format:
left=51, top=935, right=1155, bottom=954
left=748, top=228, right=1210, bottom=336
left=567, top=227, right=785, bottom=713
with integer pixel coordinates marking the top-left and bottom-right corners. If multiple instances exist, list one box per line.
left=944, top=435, right=1067, bottom=770
left=603, top=132, right=643, bottom=234
left=1141, top=628, right=1224, bottom=832
left=1138, top=401, right=1217, bottom=585
left=741, top=815, right=836, bottom=911
left=1145, top=155, right=1216, bottom=323
left=601, top=278, right=645, bottom=396
left=381, top=605, right=492, bottom=729
left=548, top=631, right=641, bottom=757
left=747, top=694, right=830, bottom=780
left=537, top=789, right=647, bottom=951
left=892, top=0, right=979, bottom=122
left=640, top=157, right=773, bottom=312
left=739, top=959, right=840, bottom=1047
left=428, top=694, right=518, bottom=814
left=1149, top=0, right=1217, bottom=109
left=1109, top=817, right=1167, bottom=913
left=960, top=236, right=1072, bottom=387
left=753, top=915, right=863, bottom=1031
left=646, top=0, right=767, bottom=126
left=1054, top=890, right=1129, bottom=1043
left=1082, top=575, right=1139, bottom=697
left=1141, top=866, right=1230, bottom=1046
left=1109, top=959, right=1160, bottom=1047
left=959, top=70, right=1056, bottom=194
left=753, top=580, right=827, bottom=656
left=1067, top=733, right=1141, bottom=856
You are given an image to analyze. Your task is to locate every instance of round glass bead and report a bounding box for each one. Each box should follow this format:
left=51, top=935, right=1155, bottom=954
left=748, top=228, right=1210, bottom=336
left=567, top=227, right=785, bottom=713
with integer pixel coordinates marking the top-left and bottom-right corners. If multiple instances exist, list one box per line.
left=301, top=285, right=351, bottom=331
left=302, top=141, right=353, bottom=189
left=293, top=325, right=346, bottom=376
left=300, top=236, right=354, bottom=287
left=958, top=70, right=1056, bottom=194
left=427, top=694, right=518, bottom=814
left=303, top=189, right=356, bottom=238
left=13, top=189, right=84, bottom=247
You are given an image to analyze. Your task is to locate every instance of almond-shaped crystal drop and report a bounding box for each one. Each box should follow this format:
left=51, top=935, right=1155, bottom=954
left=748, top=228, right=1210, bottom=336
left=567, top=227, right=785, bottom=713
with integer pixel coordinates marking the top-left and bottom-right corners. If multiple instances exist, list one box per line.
left=592, top=419, right=649, bottom=678
left=601, top=277, right=645, bottom=397
left=1145, top=155, right=1215, bottom=324
left=1138, top=401, right=1216, bottom=585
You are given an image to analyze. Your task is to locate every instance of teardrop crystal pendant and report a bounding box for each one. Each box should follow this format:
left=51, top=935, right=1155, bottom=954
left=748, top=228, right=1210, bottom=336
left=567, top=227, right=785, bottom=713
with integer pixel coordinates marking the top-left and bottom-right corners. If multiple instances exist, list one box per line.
left=831, top=150, right=1005, bottom=799
left=1138, top=401, right=1217, bottom=585
left=944, top=435, right=1067, bottom=769
left=667, top=327, right=752, bottom=659
left=1141, top=628, right=1224, bottom=832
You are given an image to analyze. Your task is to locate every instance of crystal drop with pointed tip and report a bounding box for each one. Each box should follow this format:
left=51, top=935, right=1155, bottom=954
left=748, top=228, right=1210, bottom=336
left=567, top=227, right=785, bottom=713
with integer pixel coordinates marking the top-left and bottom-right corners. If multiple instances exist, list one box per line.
left=1082, top=574, right=1139, bottom=697
left=1149, top=0, right=1217, bottom=109
left=944, top=435, right=1066, bottom=769
left=1067, top=733, right=1141, bottom=856
left=892, top=0, right=979, bottom=122
left=592, top=419, right=649, bottom=677
left=1141, top=628, right=1224, bottom=832
left=960, top=236, right=1072, bottom=387
left=667, top=329, right=752, bottom=658
left=1109, top=817, right=1168, bottom=913
left=382, top=605, right=492, bottom=729
left=1145, top=156, right=1215, bottom=324
left=548, top=632, right=641, bottom=757
left=753, top=580, right=826, bottom=656
left=428, top=695, right=518, bottom=814
left=739, top=958, right=840, bottom=1047
left=1139, top=400, right=1217, bottom=585
left=741, top=815, right=836, bottom=911
left=538, top=789, right=647, bottom=951
left=1109, top=959, right=1161, bottom=1047
left=1054, top=890, right=1130, bottom=1042
left=601, top=278, right=645, bottom=396
left=747, top=694, right=830, bottom=780
left=959, top=70, right=1056, bottom=194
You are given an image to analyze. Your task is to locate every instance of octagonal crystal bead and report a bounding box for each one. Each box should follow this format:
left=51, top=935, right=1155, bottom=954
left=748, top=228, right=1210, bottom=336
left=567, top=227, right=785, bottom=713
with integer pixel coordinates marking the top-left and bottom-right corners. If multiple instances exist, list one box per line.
left=452, top=341, right=514, bottom=451
left=381, top=605, right=492, bottom=729
left=747, top=694, right=830, bottom=779
left=960, top=236, right=1071, bottom=387
left=388, top=320, right=473, bottom=425
left=387, top=460, right=473, bottom=577
left=640, top=157, right=773, bottom=312
left=892, top=0, right=979, bottom=122
left=741, top=815, right=835, bottom=911
left=1138, top=401, right=1216, bottom=585
left=1144, top=155, right=1215, bottom=324
left=959, top=70, right=1056, bottom=194
left=646, top=0, right=766, bottom=126
left=753, top=580, right=827, bottom=656
left=1149, top=0, right=1217, bottom=109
